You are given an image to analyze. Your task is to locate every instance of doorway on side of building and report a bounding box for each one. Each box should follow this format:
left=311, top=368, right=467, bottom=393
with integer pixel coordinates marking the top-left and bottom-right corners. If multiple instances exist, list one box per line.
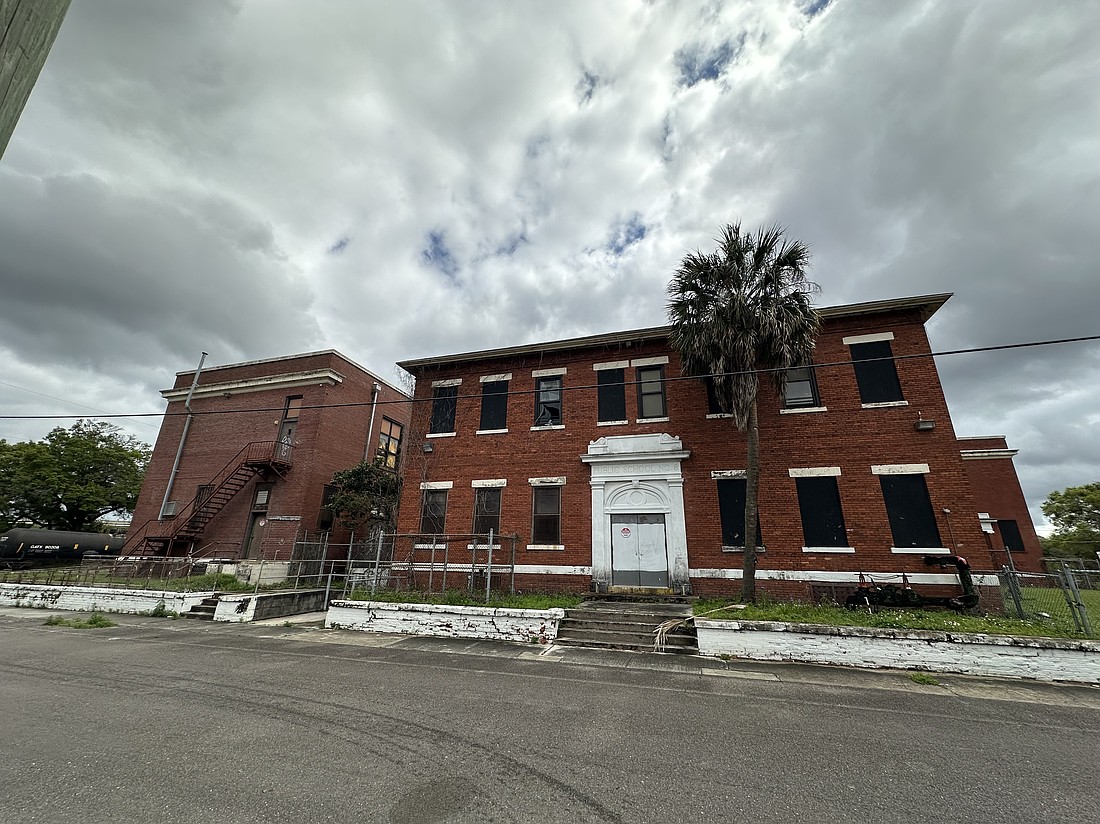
left=241, top=484, right=272, bottom=560
left=610, top=513, right=669, bottom=588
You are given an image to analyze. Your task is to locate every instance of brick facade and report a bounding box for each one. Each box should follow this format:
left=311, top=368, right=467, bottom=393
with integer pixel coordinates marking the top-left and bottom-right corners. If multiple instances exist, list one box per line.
left=128, top=351, right=410, bottom=561
left=395, top=294, right=1038, bottom=598
left=959, top=435, right=1044, bottom=570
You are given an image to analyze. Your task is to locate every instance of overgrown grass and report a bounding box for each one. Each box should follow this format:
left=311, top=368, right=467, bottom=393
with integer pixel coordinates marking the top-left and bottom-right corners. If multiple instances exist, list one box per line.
left=347, top=588, right=585, bottom=610
left=909, top=672, right=941, bottom=686
left=44, top=612, right=117, bottom=629
left=693, top=598, right=1098, bottom=639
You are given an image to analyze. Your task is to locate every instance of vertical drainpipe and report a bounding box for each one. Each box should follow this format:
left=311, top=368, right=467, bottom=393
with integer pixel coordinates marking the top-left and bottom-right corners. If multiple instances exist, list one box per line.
left=159, top=352, right=208, bottom=518
left=364, top=382, right=382, bottom=462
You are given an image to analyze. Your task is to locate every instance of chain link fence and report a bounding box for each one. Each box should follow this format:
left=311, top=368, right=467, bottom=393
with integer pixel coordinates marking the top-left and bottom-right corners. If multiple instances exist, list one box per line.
left=995, top=561, right=1097, bottom=636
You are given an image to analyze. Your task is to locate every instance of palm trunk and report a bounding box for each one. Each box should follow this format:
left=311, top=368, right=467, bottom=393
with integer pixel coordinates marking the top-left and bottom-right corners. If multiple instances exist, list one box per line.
left=741, top=399, right=760, bottom=604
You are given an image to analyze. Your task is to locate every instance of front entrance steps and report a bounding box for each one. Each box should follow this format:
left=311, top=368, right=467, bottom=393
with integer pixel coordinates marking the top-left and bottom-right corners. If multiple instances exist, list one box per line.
left=181, top=597, right=218, bottom=621
left=556, top=597, right=698, bottom=654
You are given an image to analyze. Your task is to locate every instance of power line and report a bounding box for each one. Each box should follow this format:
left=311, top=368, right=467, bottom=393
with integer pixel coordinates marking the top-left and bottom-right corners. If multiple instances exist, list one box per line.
left=0, top=379, right=161, bottom=430
left=1, top=332, right=1098, bottom=422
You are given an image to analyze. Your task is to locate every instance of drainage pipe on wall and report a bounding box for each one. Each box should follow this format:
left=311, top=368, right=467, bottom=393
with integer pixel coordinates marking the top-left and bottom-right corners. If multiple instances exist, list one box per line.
left=159, top=352, right=208, bottom=518
left=364, top=382, right=382, bottom=462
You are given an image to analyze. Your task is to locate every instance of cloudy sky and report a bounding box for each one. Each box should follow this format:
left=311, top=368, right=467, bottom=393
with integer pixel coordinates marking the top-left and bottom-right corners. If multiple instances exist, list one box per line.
left=2, top=0, right=1098, bottom=527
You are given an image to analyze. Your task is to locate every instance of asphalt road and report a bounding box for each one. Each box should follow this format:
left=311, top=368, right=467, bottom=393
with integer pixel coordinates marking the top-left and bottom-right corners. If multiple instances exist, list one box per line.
left=1, top=608, right=1098, bottom=824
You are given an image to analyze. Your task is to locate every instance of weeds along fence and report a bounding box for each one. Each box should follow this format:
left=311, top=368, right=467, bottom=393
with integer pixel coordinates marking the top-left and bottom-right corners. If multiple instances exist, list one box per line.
left=995, top=563, right=1098, bottom=635
left=337, top=532, right=520, bottom=602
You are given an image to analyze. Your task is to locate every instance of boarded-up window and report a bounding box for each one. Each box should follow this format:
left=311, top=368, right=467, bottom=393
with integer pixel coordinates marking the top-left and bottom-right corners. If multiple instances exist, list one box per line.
left=429, top=386, right=458, bottom=434
left=795, top=476, right=848, bottom=547
left=879, top=474, right=941, bottom=549
left=419, top=490, right=448, bottom=536
left=716, top=479, right=762, bottom=548
left=998, top=519, right=1025, bottom=552
left=480, top=380, right=508, bottom=430
left=473, top=488, right=502, bottom=538
left=597, top=369, right=626, bottom=422
left=850, top=341, right=904, bottom=404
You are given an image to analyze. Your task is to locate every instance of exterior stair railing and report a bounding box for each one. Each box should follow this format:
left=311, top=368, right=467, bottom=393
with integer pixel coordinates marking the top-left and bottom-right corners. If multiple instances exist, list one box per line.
left=123, top=441, right=291, bottom=557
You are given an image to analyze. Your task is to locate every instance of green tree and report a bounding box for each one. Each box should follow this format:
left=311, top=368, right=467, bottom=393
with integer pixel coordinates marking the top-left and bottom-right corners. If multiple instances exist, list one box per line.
left=1041, top=482, right=1100, bottom=559
left=0, top=421, right=151, bottom=531
left=328, top=458, right=401, bottom=537
left=668, top=223, right=820, bottom=602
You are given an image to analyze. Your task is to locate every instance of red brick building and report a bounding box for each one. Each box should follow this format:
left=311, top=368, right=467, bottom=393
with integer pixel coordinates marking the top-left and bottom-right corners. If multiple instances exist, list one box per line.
left=395, top=293, right=1041, bottom=598
left=959, top=435, right=1044, bottom=564
left=126, top=351, right=410, bottom=561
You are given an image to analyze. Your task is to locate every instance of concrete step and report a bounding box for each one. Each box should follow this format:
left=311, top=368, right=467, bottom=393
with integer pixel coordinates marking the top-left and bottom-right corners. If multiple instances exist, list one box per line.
left=555, top=629, right=698, bottom=653
left=558, top=617, right=694, bottom=635
left=181, top=611, right=214, bottom=621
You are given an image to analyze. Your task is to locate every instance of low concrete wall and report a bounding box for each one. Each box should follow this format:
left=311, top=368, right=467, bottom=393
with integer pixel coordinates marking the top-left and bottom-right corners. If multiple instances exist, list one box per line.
left=695, top=619, right=1100, bottom=684
left=213, top=589, right=328, bottom=623
left=327, top=600, right=564, bottom=644
left=1, top=583, right=206, bottom=616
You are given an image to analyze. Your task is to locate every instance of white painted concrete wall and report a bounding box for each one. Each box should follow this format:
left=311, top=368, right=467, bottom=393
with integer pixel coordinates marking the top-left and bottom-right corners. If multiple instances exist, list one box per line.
left=695, top=619, right=1100, bottom=684
left=0, top=583, right=206, bottom=615
left=213, top=594, right=257, bottom=622
left=327, top=600, right=564, bottom=644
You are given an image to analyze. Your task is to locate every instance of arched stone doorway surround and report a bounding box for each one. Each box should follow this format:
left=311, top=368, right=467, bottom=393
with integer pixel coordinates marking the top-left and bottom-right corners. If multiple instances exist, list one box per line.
left=581, top=434, right=691, bottom=592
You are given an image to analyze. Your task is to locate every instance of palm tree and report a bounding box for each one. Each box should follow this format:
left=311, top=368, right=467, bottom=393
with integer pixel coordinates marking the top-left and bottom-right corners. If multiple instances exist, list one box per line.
left=667, top=223, right=820, bottom=603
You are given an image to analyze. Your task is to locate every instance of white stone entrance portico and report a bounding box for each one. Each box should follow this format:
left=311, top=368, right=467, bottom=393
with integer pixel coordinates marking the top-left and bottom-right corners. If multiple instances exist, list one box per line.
left=581, top=434, right=691, bottom=592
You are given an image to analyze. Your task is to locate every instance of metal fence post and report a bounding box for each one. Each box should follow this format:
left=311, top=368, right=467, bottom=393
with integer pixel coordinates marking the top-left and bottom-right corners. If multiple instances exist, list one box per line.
left=254, top=559, right=264, bottom=597
left=469, top=536, right=477, bottom=593
left=1062, top=562, right=1093, bottom=635
left=442, top=539, right=450, bottom=592
left=485, top=529, right=494, bottom=603
left=370, top=531, right=384, bottom=596
left=1001, top=565, right=1025, bottom=618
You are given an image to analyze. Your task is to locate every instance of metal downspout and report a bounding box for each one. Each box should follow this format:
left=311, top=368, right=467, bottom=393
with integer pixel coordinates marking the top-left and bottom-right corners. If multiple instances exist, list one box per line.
left=365, top=382, right=382, bottom=462
left=159, top=352, right=208, bottom=519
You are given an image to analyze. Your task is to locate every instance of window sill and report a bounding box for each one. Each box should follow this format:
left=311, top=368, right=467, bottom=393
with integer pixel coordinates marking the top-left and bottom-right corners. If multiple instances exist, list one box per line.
left=636, top=416, right=670, bottom=424
left=781, top=406, right=827, bottom=415
left=527, top=544, right=565, bottom=552
left=861, top=400, right=908, bottom=409
left=721, top=546, right=766, bottom=553
left=426, top=432, right=456, bottom=439
left=890, top=546, right=951, bottom=554
left=475, top=428, right=508, bottom=435
left=597, top=420, right=629, bottom=426
left=706, top=413, right=734, bottom=419
left=466, top=544, right=502, bottom=550
left=802, top=546, right=856, bottom=554
left=413, top=543, right=448, bottom=550
left=530, top=424, right=565, bottom=431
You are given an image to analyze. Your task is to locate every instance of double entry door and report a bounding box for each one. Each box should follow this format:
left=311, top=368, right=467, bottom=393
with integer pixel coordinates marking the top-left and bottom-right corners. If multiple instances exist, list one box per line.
left=610, top=513, right=669, bottom=588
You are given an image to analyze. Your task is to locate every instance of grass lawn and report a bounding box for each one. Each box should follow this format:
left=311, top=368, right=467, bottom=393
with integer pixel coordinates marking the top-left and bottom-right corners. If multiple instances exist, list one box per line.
left=693, top=597, right=1100, bottom=640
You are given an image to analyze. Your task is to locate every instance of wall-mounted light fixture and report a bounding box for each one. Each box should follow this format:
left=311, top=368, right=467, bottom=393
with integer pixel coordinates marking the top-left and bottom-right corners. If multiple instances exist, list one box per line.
left=915, top=412, right=935, bottom=431
left=422, top=442, right=434, bottom=453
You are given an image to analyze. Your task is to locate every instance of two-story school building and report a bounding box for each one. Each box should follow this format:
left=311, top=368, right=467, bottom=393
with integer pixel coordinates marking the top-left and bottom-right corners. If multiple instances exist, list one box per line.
left=394, top=293, right=1042, bottom=598
left=126, top=350, right=410, bottom=561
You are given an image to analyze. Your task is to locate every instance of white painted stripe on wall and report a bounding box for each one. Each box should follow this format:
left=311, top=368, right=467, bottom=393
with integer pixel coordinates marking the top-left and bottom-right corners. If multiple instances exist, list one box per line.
left=514, top=564, right=592, bottom=576
left=871, top=463, right=930, bottom=475
left=631, top=356, right=669, bottom=367
left=687, top=568, right=998, bottom=586
left=419, top=481, right=453, bottom=490
left=431, top=378, right=462, bottom=387
left=479, top=373, right=512, bottom=383
left=532, top=367, right=567, bottom=377
left=842, top=331, right=895, bottom=345
left=789, top=467, right=842, bottom=477
left=592, top=360, right=629, bottom=371
left=471, top=479, right=507, bottom=488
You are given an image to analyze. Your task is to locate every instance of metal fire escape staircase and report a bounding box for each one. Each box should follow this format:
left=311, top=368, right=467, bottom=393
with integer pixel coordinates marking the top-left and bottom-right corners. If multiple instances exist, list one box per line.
left=124, top=441, right=292, bottom=557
